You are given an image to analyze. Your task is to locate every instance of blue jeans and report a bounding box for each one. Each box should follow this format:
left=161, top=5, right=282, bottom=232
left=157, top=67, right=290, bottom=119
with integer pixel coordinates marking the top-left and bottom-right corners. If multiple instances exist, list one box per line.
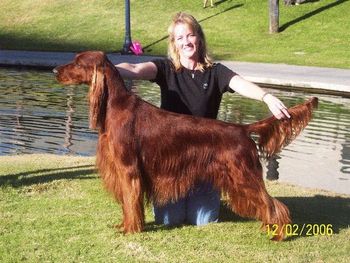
left=154, top=183, right=220, bottom=226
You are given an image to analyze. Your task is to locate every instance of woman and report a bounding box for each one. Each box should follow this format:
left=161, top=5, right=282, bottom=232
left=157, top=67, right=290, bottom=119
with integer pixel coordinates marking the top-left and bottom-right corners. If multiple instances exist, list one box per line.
left=116, top=12, right=290, bottom=227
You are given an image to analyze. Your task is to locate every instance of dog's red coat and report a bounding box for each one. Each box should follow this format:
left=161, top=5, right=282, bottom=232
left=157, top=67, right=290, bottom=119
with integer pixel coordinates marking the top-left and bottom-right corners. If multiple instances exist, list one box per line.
left=54, top=51, right=318, bottom=240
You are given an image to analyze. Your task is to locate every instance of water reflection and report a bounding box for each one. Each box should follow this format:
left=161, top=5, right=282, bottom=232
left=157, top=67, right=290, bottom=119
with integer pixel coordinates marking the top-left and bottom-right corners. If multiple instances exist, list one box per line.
left=0, top=67, right=349, bottom=194
left=63, top=86, right=74, bottom=152
left=0, top=68, right=96, bottom=155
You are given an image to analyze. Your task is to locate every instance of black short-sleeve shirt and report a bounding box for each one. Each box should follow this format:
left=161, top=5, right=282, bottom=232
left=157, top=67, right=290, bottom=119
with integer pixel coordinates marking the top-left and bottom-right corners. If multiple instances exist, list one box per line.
left=151, top=59, right=237, bottom=119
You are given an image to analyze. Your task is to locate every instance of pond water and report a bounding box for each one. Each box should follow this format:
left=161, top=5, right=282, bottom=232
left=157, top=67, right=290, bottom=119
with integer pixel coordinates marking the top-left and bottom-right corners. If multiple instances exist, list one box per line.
left=0, top=67, right=349, bottom=194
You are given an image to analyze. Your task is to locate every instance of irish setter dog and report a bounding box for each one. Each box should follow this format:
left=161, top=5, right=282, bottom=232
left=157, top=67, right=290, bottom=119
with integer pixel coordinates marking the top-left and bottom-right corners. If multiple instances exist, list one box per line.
left=53, top=51, right=318, bottom=241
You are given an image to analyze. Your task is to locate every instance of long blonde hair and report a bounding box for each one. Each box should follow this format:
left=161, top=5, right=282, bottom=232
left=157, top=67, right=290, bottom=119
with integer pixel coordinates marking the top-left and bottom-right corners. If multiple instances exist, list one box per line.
left=167, top=12, right=213, bottom=71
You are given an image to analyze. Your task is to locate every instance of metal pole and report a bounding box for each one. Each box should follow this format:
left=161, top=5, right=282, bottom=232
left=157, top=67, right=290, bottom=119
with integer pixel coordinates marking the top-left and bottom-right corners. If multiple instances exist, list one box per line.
left=122, top=0, right=132, bottom=54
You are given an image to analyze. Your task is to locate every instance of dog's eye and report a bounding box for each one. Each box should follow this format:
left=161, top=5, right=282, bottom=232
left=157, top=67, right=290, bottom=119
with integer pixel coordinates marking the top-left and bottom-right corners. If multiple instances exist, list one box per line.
left=76, top=63, right=82, bottom=68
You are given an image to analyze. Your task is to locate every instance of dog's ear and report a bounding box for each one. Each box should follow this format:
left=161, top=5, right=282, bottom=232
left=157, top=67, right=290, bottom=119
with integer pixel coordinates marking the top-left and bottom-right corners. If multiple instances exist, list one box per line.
left=89, top=63, right=107, bottom=130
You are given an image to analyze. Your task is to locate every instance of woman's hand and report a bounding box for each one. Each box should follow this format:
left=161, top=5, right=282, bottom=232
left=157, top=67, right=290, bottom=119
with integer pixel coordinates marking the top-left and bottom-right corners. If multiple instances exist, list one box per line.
left=262, top=93, right=291, bottom=119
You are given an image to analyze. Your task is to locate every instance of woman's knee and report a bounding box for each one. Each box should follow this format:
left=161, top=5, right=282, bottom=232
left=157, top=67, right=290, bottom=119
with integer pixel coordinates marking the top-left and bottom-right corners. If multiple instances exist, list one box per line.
left=187, top=183, right=221, bottom=225
left=153, top=198, right=186, bottom=226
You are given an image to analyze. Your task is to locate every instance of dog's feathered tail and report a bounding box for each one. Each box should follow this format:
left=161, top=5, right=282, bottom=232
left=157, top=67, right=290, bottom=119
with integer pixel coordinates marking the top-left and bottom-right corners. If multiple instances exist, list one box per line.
left=245, top=97, right=318, bottom=158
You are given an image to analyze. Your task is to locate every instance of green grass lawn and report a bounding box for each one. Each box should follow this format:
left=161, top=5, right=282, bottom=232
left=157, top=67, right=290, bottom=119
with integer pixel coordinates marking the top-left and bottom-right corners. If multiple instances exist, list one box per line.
left=0, top=0, right=349, bottom=68
left=1, top=154, right=349, bottom=262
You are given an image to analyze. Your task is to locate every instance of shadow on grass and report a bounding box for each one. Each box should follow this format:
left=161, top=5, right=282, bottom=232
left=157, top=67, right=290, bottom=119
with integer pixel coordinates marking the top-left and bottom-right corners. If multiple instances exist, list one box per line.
left=280, top=195, right=350, bottom=240
left=0, top=32, right=93, bottom=52
left=142, top=3, right=244, bottom=52
left=0, top=164, right=97, bottom=187
left=217, top=196, right=349, bottom=237
left=280, top=0, right=349, bottom=32
left=214, top=0, right=232, bottom=7
left=1, top=3, right=243, bottom=53
left=144, top=196, right=350, bottom=239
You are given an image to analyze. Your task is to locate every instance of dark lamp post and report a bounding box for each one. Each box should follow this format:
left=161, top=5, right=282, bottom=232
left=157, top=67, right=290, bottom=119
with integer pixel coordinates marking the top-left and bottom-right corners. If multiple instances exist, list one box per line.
left=122, top=0, right=132, bottom=54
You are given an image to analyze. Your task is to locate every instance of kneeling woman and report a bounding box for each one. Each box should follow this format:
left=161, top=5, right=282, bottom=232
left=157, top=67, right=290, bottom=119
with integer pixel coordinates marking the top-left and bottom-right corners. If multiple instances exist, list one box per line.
left=116, top=12, right=290, bottom=226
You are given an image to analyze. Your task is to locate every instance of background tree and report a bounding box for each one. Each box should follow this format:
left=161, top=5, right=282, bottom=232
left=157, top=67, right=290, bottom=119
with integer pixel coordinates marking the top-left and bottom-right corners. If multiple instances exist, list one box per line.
left=269, top=0, right=279, bottom=33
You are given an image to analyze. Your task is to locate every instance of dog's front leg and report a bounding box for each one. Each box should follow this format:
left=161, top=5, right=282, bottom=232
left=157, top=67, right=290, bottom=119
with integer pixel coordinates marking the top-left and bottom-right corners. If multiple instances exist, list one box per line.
left=120, top=176, right=145, bottom=233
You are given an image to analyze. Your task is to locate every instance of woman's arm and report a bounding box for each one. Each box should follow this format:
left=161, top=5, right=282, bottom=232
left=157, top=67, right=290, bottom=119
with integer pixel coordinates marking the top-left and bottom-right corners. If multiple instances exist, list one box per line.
left=229, top=75, right=290, bottom=119
left=115, top=61, right=158, bottom=80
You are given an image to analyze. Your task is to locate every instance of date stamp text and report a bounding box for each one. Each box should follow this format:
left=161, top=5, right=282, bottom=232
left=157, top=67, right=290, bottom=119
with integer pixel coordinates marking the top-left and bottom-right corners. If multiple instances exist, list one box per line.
left=266, top=224, right=334, bottom=237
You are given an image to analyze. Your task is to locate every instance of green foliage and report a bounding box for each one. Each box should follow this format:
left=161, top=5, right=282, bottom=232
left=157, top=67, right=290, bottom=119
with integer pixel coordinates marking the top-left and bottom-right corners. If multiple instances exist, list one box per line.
left=1, top=154, right=349, bottom=262
left=0, top=0, right=349, bottom=68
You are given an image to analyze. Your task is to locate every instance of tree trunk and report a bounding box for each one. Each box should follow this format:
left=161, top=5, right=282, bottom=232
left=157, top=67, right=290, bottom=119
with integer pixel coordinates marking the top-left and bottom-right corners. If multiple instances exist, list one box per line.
left=269, top=0, right=279, bottom=33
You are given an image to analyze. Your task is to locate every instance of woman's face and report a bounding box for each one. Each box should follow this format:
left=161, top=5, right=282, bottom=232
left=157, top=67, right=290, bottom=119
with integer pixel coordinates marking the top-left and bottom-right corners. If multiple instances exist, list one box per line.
left=173, top=23, right=199, bottom=61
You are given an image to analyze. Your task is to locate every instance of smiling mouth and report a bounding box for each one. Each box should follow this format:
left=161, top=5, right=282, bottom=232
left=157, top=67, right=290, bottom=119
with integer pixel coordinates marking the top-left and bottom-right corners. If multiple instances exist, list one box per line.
left=183, top=46, right=194, bottom=51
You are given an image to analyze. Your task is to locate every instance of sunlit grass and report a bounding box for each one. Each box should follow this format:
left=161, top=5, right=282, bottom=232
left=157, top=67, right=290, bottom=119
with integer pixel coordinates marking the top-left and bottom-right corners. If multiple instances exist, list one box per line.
left=0, top=154, right=349, bottom=262
left=0, top=0, right=349, bottom=68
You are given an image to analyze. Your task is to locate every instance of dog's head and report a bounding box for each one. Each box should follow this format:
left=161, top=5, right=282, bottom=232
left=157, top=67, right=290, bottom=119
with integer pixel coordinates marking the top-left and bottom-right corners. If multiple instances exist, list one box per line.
left=53, top=51, right=107, bottom=85
left=54, top=51, right=112, bottom=130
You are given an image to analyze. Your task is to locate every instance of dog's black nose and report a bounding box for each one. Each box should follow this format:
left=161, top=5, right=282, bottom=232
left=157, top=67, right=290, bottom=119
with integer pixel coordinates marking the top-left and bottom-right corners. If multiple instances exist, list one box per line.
left=52, top=68, right=58, bottom=75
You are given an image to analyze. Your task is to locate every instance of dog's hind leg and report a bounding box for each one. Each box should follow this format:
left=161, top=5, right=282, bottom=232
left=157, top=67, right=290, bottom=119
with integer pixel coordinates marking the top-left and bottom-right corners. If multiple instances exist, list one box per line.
left=222, top=167, right=291, bottom=241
